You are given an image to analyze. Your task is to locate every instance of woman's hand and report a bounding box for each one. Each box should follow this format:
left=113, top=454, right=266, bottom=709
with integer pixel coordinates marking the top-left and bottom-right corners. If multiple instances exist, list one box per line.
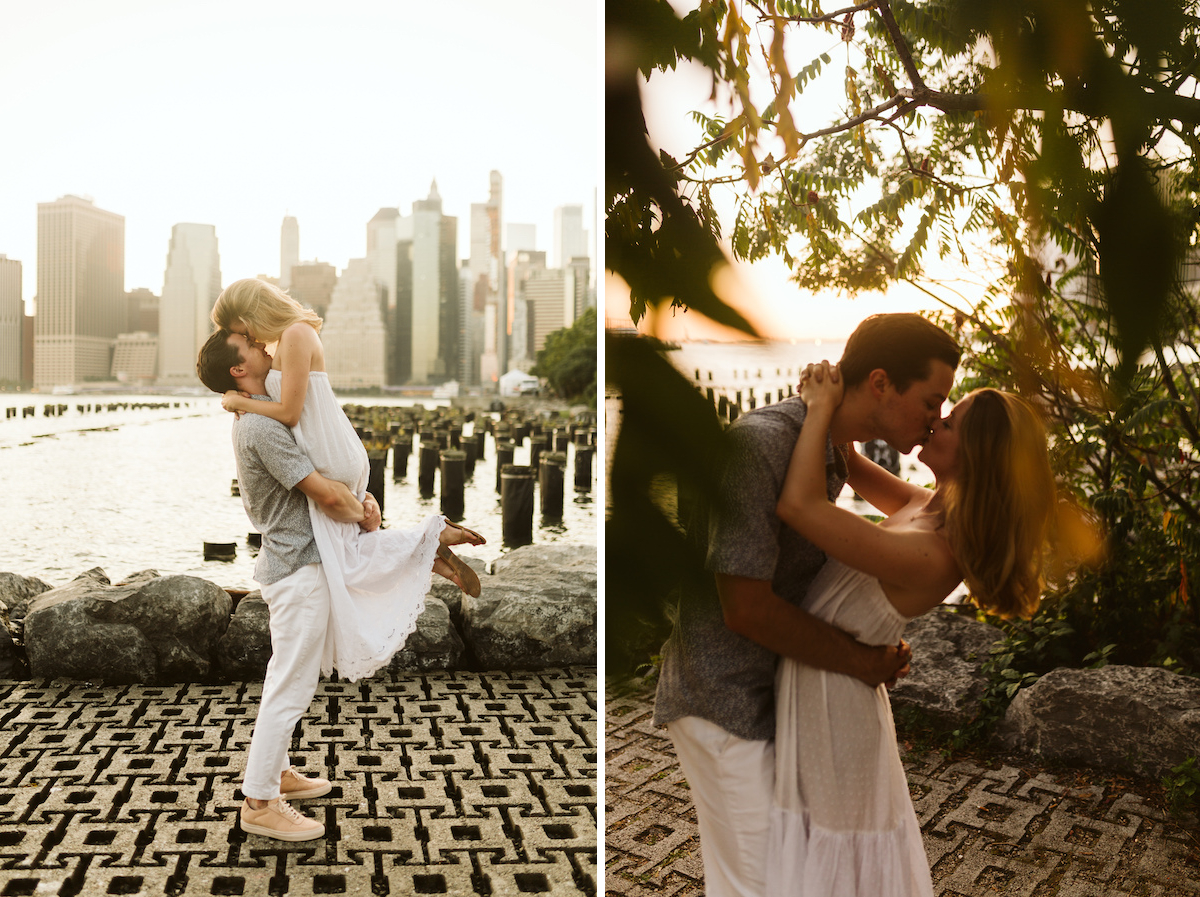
left=221, top=390, right=252, bottom=418
left=798, top=360, right=843, bottom=409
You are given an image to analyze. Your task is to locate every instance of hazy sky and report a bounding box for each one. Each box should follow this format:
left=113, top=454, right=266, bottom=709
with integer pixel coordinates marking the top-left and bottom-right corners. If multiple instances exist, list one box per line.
left=0, top=1, right=599, bottom=310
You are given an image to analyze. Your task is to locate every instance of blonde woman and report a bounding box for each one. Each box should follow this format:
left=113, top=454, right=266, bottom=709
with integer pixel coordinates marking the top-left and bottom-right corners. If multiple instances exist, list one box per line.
left=211, top=278, right=485, bottom=682
left=768, top=363, right=1054, bottom=896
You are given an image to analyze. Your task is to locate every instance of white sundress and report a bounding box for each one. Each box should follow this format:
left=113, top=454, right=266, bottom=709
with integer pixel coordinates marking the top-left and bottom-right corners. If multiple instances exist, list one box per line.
left=266, top=369, right=444, bottom=682
left=767, top=557, right=933, bottom=897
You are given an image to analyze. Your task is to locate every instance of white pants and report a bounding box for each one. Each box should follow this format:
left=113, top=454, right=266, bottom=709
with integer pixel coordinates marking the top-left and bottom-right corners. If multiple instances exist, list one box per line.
left=666, top=716, right=775, bottom=897
left=242, top=563, right=331, bottom=800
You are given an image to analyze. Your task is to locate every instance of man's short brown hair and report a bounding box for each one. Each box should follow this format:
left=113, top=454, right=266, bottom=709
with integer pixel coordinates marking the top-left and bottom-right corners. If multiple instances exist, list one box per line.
left=839, top=313, right=961, bottom=392
left=196, top=329, right=240, bottom=393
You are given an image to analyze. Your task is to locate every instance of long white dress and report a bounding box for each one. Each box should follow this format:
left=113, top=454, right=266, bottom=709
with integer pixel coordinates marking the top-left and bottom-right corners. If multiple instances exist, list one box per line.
left=267, top=369, right=444, bottom=682
left=767, top=557, right=933, bottom=897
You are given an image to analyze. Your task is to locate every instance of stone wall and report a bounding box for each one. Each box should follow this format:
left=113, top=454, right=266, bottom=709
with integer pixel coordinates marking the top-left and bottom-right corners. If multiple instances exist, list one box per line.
left=0, top=543, right=595, bottom=684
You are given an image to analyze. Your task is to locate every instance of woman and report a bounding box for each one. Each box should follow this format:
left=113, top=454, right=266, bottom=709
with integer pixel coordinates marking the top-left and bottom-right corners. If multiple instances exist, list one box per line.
left=768, top=362, right=1055, bottom=896
left=211, top=278, right=486, bottom=682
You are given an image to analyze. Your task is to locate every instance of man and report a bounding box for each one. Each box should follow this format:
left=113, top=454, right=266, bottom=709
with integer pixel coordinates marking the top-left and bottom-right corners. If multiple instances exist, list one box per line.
left=654, top=313, right=962, bottom=897
left=197, top=328, right=382, bottom=841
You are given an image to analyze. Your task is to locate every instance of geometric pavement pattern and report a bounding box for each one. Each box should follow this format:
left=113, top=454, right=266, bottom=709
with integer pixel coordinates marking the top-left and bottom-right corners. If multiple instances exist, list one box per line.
left=0, top=669, right=596, bottom=896
left=606, top=689, right=1200, bottom=897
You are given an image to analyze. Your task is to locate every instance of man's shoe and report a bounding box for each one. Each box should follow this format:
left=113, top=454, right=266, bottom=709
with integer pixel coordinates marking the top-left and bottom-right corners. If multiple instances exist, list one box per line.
left=280, top=766, right=332, bottom=800
left=240, top=798, right=325, bottom=841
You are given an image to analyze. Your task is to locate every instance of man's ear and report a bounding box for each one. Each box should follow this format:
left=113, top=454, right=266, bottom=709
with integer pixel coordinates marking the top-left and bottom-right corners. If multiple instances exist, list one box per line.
left=866, top=368, right=892, bottom=398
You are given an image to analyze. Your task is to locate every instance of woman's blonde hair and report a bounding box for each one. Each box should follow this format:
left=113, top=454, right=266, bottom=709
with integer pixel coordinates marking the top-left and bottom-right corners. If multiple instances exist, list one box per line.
left=943, top=389, right=1055, bottom=619
left=210, top=278, right=322, bottom=342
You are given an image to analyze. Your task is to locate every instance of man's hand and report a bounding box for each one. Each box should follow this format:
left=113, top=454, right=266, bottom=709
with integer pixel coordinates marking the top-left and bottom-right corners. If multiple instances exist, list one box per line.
left=855, top=639, right=912, bottom=689
left=359, top=494, right=381, bottom=532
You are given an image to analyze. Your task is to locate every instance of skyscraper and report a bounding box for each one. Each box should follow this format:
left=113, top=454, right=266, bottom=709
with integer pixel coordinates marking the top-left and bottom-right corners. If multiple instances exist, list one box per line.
left=289, top=261, right=337, bottom=320
left=322, top=258, right=386, bottom=389
left=506, top=249, right=547, bottom=370
left=553, top=204, right=587, bottom=269
left=280, top=216, right=299, bottom=289
left=468, top=171, right=503, bottom=389
left=525, top=260, right=582, bottom=359
left=34, top=195, right=125, bottom=389
left=158, top=223, right=221, bottom=386
left=367, top=207, right=413, bottom=386
left=409, top=181, right=457, bottom=385
left=0, top=255, right=22, bottom=384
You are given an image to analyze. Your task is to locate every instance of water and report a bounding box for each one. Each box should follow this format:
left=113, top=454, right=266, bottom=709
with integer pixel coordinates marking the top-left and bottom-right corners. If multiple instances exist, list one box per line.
left=0, top=393, right=596, bottom=591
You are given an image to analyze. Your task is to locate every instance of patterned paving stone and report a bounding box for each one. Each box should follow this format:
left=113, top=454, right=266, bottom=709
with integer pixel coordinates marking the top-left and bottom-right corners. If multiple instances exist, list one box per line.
left=0, top=668, right=595, bottom=895
left=605, top=687, right=1200, bottom=897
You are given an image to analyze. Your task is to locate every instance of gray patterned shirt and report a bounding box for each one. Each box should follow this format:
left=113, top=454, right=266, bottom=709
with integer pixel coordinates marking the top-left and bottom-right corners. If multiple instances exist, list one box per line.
left=654, top=397, right=849, bottom=741
left=232, top=396, right=321, bottom=585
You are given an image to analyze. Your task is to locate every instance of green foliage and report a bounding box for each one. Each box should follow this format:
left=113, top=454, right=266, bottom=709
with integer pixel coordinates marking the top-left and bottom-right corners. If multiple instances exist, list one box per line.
left=532, top=308, right=597, bottom=403
left=955, top=281, right=1200, bottom=675
left=1162, top=757, right=1200, bottom=817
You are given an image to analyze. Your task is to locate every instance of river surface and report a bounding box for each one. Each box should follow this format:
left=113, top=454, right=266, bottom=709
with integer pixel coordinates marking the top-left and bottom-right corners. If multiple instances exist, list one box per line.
left=0, top=392, right=596, bottom=591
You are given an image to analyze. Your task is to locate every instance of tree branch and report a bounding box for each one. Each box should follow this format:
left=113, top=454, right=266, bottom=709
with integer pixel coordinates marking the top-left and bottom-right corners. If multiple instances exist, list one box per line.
left=872, top=0, right=925, bottom=91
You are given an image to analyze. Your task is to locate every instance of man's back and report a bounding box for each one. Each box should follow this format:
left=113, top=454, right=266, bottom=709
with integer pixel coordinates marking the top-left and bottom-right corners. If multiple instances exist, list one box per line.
left=232, top=406, right=321, bottom=586
left=654, top=397, right=848, bottom=741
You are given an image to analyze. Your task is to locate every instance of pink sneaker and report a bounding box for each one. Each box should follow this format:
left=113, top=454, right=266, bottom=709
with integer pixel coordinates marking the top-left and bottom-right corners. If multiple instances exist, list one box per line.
left=240, top=798, right=324, bottom=841
left=280, top=766, right=332, bottom=800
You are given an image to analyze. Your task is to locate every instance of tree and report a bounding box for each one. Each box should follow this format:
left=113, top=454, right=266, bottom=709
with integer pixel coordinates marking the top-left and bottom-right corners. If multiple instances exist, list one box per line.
left=533, top=307, right=597, bottom=402
left=606, top=0, right=1200, bottom=677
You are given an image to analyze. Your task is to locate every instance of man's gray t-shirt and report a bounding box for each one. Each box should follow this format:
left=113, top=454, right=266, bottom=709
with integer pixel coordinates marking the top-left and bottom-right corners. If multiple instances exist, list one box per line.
left=654, top=397, right=849, bottom=742
left=232, top=398, right=322, bottom=585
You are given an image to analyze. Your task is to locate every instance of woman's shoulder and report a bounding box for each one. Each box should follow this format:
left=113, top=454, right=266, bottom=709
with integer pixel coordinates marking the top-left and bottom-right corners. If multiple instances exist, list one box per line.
left=280, top=321, right=321, bottom=344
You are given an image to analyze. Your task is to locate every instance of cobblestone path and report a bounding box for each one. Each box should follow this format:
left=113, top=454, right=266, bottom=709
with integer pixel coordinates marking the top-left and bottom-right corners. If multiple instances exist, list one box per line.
left=0, top=669, right=596, bottom=896
left=606, top=689, right=1200, bottom=897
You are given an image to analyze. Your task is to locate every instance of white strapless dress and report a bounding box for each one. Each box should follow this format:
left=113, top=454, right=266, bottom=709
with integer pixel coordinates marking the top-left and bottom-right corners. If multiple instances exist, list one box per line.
left=767, top=558, right=933, bottom=897
left=267, top=369, right=443, bottom=681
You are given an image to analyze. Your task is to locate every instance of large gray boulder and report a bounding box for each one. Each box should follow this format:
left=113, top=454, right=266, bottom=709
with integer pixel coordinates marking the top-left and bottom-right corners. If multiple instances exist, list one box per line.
left=890, top=608, right=1004, bottom=729
left=379, top=596, right=464, bottom=674
left=215, top=593, right=271, bottom=680
left=998, top=665, right=1200, bottom=777
left=24, top=568, right=232, bottom=684
left=461, top=543, right=596, bottom=669
left=0, top=572, right=54, bottom=637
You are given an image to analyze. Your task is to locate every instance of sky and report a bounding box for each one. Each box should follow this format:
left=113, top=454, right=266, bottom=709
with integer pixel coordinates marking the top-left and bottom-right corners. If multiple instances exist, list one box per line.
left=0, top=0, right=600, bottom=311
left=615, top=7, right=988, bottom=341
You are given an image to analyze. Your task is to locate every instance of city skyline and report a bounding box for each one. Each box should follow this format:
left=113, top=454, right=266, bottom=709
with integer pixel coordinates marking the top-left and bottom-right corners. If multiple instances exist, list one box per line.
left=0, top=1, right=599, bottom=311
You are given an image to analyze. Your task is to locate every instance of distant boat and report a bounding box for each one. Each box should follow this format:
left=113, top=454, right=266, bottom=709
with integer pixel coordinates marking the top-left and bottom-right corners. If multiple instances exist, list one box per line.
left=433, top=380, right=460, bottom=399
left=51, top=386, right=75, bottom=395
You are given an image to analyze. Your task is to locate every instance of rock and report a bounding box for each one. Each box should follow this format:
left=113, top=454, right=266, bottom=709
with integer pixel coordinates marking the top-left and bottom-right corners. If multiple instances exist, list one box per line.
left=890, top=608, right=1004, bottom=729
left=998, top=665, right=1200, bottom=777
left=216, top=593, right=271, bottom=680
left=24, top=569, right=232, bottom=684
left=491, top=542, right=596, bottom=578
left=0, top=571, right=55, bottom=636
left=461, top=543, right=596, bottom=669
left=0, top=635, right=20, bottom=679
left=380, top=597, right=464, bottom=674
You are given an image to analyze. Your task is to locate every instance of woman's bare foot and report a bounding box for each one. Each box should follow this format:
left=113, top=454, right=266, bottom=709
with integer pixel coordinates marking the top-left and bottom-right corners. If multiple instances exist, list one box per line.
left=439, top=519, right=486, bottom=547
